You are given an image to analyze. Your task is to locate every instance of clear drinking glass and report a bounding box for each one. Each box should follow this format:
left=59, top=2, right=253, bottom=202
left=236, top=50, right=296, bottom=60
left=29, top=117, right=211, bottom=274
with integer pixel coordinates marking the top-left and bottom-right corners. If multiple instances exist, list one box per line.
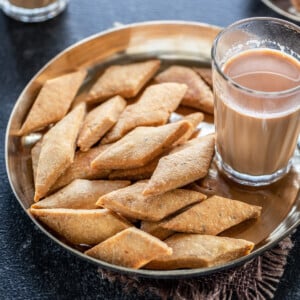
left=1, top=0, right=68, bottom=22
left=212, top=17, right=300, bottom=186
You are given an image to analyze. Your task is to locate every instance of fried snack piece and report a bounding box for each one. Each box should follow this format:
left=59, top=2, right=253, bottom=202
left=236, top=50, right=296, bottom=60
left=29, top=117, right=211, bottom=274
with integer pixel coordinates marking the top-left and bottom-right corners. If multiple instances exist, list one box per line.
left=168, top=135, right=204, bottom=154
left=143, top=134, right=215, bottom=196
left=108, top=118, right=203, bottom=181
left=183, top=112, right=204, bottom=128
left=30, top=208, right=131, bottom=245
left=85, top=227, right=172, bottom=269
left=87, top=60, right=161, bottom=102
left=77, top=96, right=126, bottom=151
left=193, top=67, right=213, bottom=87
left=101, top=83, right=187, bottom=144
left=162, top=195, right=262, bottom=234
left=51, top=144, right=111, bottom=192
left=34, top=104, right=86, bottom=201
left=145, top=234, right=254, bottom=269
left=140, top=221, right=174, bottom=240
left=19, top=70, right=87, bottom=135
left=97, top=181, right=206, bottom=221
left=31, top=140, right=42, bottom=183
left=109, top=157, right=159, bottom=180
left=173, top=112, right=204, bottom=146
left=155, top=66, right=214, bottom=114
left=108, top=114, right=203, bottom=180
left=32, top=179, right=130, bottom=209
left=92, top=121, right=192, bottom=170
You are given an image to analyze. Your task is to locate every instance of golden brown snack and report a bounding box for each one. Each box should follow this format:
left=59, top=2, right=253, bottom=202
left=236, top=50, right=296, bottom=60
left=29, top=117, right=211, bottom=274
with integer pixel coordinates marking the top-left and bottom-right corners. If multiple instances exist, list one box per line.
left=173, top=112, right=204, bottom=146
left=109, top=157, right=159, bottom=180
left=51, top=144, right=111, bottom=192
left=19, top=70, right=87, bottom=135
left=182, top=112, right=204, bottom=128
left=85, top=227, right=172, bottom=269
left=101, top=82, right=187, bottom=144
left=87, top=60, right=161, bottom=102
left=91, top=121, right=192, bottom=170
left=30, top=208, right=132, bottom=245
left=108, top=115, right=203, bottom=181
left=77, top=96, right=126, bottom=151
left=193, top=67, right=213, bottom=87
left=143, top=134, right=215, bottom=196
left=145, top=234, right=254, bottom=269
left=162, top=195, right=262, bottom=234
left=97, top=181, right=206, bottom=221
left=155, top=65, right=214, bottom=114
left=34, top=104, right=86, bottom=201
left=140, top=220, right=174, bottom=240
left=169, top=135, right=206, bottom=155
left=32, top=179, right=130, bottom=209
left=31, top=140, right=42, bottom=183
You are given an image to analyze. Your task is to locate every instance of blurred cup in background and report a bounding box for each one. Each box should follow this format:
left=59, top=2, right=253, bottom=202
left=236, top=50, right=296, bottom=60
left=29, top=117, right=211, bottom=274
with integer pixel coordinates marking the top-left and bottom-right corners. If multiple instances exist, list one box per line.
left=1, top=0, right=68, bottom=22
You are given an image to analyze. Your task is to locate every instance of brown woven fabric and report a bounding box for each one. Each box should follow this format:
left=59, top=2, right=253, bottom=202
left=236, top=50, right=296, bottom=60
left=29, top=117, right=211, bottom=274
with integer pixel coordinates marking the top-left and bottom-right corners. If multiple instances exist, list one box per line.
left=99, top=237, right=293, bottom=300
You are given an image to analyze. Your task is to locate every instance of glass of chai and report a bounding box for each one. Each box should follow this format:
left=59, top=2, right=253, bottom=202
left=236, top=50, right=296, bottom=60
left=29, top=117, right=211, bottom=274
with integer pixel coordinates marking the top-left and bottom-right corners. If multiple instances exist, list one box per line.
left=1, top=0, right=68, bottom=22
left=212, top=17, right=300, bottom=186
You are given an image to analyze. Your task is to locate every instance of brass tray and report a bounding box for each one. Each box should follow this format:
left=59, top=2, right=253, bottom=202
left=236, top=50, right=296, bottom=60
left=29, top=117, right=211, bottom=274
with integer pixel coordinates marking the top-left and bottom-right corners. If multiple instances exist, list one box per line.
left=261, top=0, right=300, bottom=22
left=5, top=21, right=300, bottom=279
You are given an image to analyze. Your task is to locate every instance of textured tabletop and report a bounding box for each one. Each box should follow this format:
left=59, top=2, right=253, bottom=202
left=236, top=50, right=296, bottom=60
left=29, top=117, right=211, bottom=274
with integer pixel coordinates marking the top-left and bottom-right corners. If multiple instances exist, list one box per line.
left=0, top=0, right=299, bottom=299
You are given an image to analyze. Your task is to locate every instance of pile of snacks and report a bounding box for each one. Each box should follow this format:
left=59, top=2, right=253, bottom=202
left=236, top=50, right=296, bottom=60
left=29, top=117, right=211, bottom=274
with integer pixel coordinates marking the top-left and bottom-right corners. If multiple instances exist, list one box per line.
left=19, top=59, right=262, bottom=270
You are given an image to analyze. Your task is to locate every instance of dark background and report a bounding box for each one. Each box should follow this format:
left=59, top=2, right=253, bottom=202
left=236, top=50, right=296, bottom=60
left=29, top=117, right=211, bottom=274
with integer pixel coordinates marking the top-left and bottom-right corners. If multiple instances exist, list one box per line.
left=0, top=0, right=299, bottom=299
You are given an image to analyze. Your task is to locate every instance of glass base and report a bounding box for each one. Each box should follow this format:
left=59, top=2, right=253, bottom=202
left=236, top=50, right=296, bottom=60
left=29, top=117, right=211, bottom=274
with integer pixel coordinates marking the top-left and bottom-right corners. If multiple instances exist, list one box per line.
left=215, top=150, right=292, bottom=187
left=1, top=0, right=68, bottom=22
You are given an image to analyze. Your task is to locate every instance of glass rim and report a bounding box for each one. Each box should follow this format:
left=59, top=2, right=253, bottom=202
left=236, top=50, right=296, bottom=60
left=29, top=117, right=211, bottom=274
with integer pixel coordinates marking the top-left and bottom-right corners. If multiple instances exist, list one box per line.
left=211, top=17, right=300, bottom=97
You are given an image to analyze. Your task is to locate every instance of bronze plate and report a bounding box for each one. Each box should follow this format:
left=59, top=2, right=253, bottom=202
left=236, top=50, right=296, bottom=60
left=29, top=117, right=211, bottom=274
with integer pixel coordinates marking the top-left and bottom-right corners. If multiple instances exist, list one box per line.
left=5, top=21, right=300, bottom=278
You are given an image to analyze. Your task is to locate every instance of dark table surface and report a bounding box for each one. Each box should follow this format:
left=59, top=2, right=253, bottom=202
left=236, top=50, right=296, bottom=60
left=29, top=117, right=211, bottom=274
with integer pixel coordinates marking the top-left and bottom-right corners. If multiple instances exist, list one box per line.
left=0, top=0, right=300, bottom=299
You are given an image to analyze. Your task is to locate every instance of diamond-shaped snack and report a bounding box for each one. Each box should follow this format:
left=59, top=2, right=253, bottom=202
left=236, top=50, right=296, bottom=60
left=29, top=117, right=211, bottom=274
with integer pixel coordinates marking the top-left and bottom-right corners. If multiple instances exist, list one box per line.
left=193, top=67, right=213, bottom=88
left=34, top=103, right=86, bottom=201
left=162, top=195, right=262, bottom=235
left=30, top=208, right=132, bottom=245
left=182, top=112, right=204, bottom=129
left=50, top=144, right=111, bottom=192
left=145, top=234, right=254, bottom=269
left=140, top=220, right=174, bottom=240
left=32, top=179, right=130, bottom=209
left=87, top=60, right=161, bottom=103
left=19, top=70, right=87, bottom=135
left=168, top=135, right=205, bottom=155
left=77, top=96, right=126, bottom=152
left=31, top=140, right=42, bottom=183
left=173, top=112, right=204, bottom=146
left=96, top=181, right=206, bottom=221
left=155, top=65, right=214, bottom=114
left=91, top=121, right=192, bottom=170
left=108, top=113, right=204, bottom=181
left=143, top=134, right=215, bottom=196
left=108, top=157, right=159, bottom=181
left=85, top=227, right=172, bottom=269
left=101, top=82, right=187, bottom=144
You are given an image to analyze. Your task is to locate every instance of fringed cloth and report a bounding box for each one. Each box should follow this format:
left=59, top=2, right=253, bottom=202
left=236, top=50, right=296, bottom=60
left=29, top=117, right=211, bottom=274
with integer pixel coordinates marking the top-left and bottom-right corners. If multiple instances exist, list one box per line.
left=99, top=237, right=293, bottom=300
